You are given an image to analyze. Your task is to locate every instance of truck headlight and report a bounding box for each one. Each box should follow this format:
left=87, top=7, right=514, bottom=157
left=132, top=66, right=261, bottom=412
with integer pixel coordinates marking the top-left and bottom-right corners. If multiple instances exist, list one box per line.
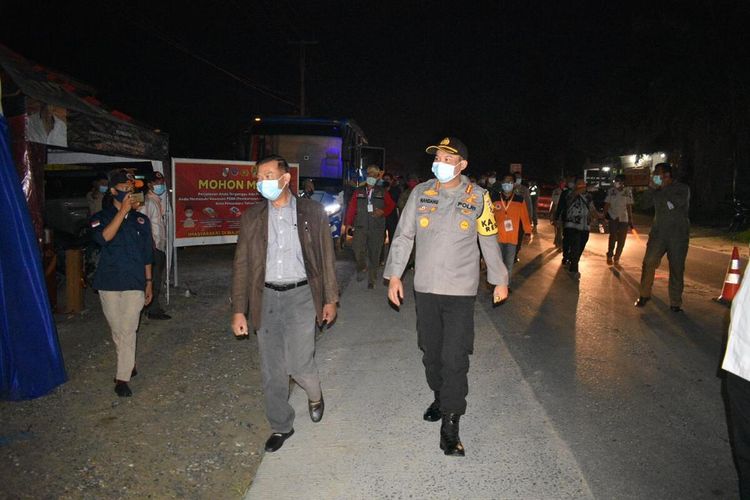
left=324, top=203, right=340, bottom=215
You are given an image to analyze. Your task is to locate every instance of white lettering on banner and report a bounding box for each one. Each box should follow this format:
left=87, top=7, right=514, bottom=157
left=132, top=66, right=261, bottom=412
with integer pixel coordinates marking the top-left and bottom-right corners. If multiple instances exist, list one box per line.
left=197, top=179, right=254, bottom=190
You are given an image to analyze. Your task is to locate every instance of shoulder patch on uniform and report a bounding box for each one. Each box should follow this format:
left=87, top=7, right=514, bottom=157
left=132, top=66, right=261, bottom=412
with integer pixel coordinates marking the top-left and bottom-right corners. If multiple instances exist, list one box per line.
left=137, top=217, right=146, bottom=224
left=476, top=191, right=498, bottom=236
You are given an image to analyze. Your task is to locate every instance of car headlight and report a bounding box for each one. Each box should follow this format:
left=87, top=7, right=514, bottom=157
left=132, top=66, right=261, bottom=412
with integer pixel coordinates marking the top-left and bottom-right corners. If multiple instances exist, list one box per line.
left=324, top=203, right=340, bottom=215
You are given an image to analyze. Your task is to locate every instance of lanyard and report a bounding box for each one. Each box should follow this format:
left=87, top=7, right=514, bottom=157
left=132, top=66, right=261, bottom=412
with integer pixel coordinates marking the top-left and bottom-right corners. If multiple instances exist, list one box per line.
left=499, top=196, right=512, bottom=214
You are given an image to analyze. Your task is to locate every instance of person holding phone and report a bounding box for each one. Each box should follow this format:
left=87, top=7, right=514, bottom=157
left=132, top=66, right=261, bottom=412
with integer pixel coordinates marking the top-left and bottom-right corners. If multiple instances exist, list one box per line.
left=384, top=137, right=508, bottom=457
left=89, top=171, right=153, bottom=397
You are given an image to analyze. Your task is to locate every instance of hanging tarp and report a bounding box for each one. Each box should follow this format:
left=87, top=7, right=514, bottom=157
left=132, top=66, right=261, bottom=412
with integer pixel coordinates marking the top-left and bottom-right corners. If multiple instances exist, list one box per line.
left=0, top=44, right=168, bottom=161
left=67, top=110, right=167, bottom=159
left=0, top=112, right=67, bottom=400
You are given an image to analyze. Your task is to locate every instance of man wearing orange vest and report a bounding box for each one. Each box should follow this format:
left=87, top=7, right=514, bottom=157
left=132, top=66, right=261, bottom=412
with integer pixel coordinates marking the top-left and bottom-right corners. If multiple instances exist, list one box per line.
left=491, top=174, right=532, bottom=287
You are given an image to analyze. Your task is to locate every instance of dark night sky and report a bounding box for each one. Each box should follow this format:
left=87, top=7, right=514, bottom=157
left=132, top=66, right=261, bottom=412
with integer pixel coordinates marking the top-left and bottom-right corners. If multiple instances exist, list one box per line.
left=2, top=1, right=746, bottom=180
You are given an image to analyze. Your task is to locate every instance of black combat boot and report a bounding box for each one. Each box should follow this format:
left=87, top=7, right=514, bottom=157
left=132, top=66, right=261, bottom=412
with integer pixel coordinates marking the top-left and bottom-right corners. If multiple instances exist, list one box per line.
left=423, top=392, right=441, bottom=422
left=439, top=413, right=465, bottom=457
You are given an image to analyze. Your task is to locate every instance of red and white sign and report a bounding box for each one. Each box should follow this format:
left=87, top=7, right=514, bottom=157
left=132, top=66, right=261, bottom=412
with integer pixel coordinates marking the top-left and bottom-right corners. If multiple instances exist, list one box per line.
left=171, top=158, right=298, bottom=247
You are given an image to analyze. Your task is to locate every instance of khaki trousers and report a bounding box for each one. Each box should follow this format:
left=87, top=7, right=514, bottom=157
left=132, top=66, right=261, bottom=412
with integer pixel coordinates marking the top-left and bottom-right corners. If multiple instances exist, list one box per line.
left=100, top=290, right=144, bottom=381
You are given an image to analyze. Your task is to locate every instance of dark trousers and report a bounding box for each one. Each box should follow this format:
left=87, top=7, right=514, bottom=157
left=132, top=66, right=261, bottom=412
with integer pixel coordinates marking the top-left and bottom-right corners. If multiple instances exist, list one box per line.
left=145, top=248, right=166, bottom=313
left=639, top=231, right=689, bottom=307
left=415, top=292, right=475, bottom=415
left=553, top=222, right=563, bottom=248
left=353, top=226, right=384, bottom=284
left=607, top=221, right=629, bottom=260
left=257, top=285, right=320, bottom=433
left=564, top=228, right=589, bottom=272
left=562, top=226, right=572, bottom=261
left=383, top=215, right=399, bottom=263
left=727, top=372, right=750, bottom=499
left=515, top=226, right=525, bottom=260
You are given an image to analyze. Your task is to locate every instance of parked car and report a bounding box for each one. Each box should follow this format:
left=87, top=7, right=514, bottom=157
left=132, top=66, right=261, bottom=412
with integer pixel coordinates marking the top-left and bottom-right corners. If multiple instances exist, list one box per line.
left=536, top=184, right=555, bottom=214
left=307, top=190, right=343, bottom=239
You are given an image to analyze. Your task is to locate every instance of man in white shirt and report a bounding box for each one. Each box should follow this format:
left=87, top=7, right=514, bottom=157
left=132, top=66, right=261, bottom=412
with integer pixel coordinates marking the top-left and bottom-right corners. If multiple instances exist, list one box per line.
left=139, top=171, right=170, bottom=320
left=603, top=174, right=634, bottom=266
left=722, top=259, right=750, bottom=498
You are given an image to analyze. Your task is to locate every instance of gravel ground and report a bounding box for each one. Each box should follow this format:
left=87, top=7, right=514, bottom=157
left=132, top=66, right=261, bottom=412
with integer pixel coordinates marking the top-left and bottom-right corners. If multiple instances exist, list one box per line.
left=0, top=244, right=355, bottom=499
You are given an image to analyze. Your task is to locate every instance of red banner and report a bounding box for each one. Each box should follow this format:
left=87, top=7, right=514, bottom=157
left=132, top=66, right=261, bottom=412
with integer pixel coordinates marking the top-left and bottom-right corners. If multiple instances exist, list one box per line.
left=171, top=158, right=298, bottom=247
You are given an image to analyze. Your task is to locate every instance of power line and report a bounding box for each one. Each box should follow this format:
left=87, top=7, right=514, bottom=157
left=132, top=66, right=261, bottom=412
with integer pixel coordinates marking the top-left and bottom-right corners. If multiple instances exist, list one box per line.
left=111, top=5, right=298, bottom=109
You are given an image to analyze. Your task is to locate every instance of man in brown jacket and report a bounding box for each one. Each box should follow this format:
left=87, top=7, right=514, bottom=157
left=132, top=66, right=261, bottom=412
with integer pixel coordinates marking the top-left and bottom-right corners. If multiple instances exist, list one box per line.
left=231, top=155, right=339, bottom=453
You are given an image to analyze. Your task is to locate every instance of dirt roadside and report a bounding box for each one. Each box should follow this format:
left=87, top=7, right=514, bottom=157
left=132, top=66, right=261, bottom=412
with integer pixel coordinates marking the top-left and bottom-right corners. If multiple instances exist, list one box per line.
left=0, top=245, right=354, bottom=499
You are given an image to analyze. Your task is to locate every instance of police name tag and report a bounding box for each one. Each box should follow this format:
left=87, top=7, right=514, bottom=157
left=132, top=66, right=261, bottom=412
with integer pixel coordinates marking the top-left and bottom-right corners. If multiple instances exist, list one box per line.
left=504, top=219, right=513, bottom=232
left=367, top=203, right=374, bottom=213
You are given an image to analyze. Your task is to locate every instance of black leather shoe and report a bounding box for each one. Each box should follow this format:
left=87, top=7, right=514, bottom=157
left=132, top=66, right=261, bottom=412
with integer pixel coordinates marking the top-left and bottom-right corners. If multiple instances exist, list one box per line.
left=440, top=413, right=465, bottom=457
left=634, top=296, right=650, bottom=307
left=147, top=311, right=172, bottom=320
left=114, top=381, right=132, bottom=397
left=264, top=429, right=294, bottom=452
left=670, top=305, right=683, bottom=313
left=309, top=396, right=324, bottom=423
left=423, top=399, right=441, bottom=422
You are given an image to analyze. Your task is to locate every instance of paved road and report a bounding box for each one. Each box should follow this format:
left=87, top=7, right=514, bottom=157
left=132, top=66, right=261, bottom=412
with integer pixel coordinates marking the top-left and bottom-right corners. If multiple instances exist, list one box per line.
left=492, top=222, right=739, bottom=498
left=247, top=267, right=592, bottom=499
left=246, top=222, right=741, bottom=499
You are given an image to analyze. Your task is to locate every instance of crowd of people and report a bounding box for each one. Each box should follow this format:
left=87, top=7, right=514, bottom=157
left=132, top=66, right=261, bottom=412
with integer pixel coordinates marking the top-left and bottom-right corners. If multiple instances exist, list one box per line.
left=83, top=140, right=697, bottom=459
left=225, top=136, right=697, bottom=461
left=74, top=136, right=750, bottom=497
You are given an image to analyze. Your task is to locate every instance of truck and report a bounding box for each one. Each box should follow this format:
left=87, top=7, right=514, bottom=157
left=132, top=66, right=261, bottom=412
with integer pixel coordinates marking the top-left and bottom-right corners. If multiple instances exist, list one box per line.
left=237, top=116, right=385, bottom=240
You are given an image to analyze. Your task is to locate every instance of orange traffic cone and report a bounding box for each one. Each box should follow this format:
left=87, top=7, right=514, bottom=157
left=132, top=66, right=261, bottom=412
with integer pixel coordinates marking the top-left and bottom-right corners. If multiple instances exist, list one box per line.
left=715, top=246, right=743, bottom=304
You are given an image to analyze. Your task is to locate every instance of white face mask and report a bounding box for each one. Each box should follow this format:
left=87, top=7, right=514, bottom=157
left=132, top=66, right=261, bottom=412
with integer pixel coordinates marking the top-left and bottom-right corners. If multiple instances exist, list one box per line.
left=431, top=162, right=459, bottom=183
left=257, top=178, right=286, bottom=201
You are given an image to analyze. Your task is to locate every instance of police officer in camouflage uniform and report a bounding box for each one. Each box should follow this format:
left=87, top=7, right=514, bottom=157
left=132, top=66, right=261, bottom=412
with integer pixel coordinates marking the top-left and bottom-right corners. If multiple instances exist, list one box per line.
left=385, top=137, right=509, bottom=457
left=635, top=163, right=691, bottom=312
left=344, top=165, right=396, bottom=288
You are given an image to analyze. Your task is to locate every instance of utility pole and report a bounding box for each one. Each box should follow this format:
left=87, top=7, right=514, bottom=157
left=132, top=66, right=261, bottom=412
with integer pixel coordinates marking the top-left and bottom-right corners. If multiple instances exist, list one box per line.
left=289, top=40, right=318, bottom=116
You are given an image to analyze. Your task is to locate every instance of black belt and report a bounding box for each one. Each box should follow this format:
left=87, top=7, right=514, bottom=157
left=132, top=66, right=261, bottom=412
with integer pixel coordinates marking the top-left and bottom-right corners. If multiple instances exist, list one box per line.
left=264, top=280, right=308, bottom=292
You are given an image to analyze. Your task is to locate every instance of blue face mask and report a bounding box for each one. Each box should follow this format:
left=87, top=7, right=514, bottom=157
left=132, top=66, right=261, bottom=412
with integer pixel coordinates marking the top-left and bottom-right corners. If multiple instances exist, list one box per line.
left=257, top=179, right=285, bottom=201
left=366, top=176, right=378, bottom=187
left=501, top=182, right=514, bottom=193
left=114, top=189, right=130, bottom=202
left=153, top=184, right=167, bottom=196
left=431, top=162, right=458, bottom=183
left=652, top=175, right=662, bottom=186
left=98, top=185, right=108, bottom=193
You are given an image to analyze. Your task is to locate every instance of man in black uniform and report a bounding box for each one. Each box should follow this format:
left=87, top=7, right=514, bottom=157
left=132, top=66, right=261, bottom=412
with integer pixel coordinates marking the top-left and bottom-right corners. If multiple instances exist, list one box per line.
left=90, top=171, right=153, bottom=397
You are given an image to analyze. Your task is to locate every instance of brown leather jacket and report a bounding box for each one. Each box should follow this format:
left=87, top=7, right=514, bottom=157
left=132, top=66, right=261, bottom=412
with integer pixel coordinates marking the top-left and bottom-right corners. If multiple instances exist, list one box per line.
left=231, top=196, right=339, bottom=331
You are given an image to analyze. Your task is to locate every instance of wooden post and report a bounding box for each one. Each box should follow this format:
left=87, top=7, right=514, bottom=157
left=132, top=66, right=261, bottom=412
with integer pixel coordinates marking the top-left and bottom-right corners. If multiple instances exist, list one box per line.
left=42, top=228, right=57, bottom=311
left=64, top=248, right=84, bottom=313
